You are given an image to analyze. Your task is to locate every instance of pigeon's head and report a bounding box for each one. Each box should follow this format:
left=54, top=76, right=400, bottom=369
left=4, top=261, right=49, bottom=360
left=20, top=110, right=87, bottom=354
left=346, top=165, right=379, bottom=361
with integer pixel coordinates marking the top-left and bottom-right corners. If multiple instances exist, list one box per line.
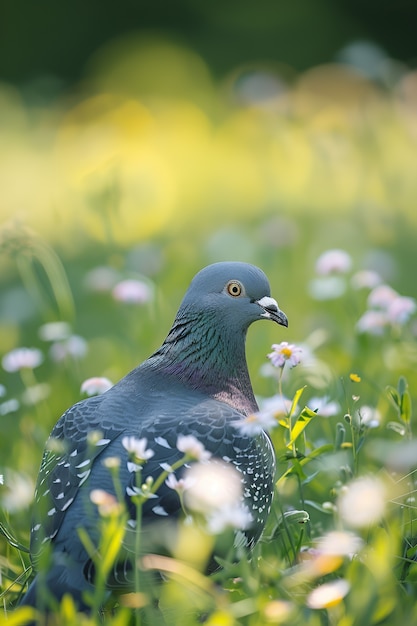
left=180, top=262, right=288, bottom=331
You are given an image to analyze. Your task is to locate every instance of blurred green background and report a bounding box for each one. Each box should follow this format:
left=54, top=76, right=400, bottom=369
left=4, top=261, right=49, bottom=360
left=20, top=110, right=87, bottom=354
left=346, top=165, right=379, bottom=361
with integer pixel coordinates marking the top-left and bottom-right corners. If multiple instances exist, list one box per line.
left=2, top=4, right=417, bottom=621
left=1, top=0, right=417, bottom=487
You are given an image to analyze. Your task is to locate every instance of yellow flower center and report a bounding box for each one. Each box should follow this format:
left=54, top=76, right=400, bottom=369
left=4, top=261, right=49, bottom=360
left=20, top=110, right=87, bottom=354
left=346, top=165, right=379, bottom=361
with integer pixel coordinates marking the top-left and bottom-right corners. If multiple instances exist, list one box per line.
left=281, top=347, right=293, bottom=358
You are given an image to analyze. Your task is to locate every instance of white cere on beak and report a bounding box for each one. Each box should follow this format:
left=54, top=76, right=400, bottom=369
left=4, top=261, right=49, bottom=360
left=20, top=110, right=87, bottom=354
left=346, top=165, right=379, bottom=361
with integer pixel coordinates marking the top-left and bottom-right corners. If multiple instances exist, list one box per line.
left=257, top=296, right=280, bottom=318
left=256, top=296, right=288, bottom=327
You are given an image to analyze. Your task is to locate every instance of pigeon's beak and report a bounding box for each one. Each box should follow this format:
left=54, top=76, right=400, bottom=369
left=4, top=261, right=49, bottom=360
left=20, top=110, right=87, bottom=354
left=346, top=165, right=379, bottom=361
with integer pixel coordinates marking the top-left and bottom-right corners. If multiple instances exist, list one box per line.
left=256, top=296, right=288, bottom=327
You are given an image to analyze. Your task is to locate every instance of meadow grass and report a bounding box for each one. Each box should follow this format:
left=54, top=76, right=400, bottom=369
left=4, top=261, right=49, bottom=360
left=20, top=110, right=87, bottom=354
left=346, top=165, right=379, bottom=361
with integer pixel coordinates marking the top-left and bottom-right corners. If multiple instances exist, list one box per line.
left=1, top=229, right=417, bottom=626
left=1, top=41, right=417, bottom=624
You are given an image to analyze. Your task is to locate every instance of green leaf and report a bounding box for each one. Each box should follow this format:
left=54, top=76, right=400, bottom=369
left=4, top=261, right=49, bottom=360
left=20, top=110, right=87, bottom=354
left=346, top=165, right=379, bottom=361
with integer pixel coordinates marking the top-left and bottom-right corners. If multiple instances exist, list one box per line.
left=400, top=388, right=412, bottom=424
left=287, top=457, right=308, bottom=480
left=304, top=443, right=334, bottom=460
left=281, top=510, right=310, bottom=526
left=0, top=522, right=30, bottom=553
left=287, top=405, right=317, bottom=449
left=288, top=386, right=307, bottom=418
left=303, top=499, right=334, bottom=514
left=398, top=376, right=407, bottom=397
left=386, top=385, right=400, bottom=410
left=386, top=421, right=406, bottom=436
left=276, top=444, right=334, bottom=486
left=335, top=422, right=346, bottom=449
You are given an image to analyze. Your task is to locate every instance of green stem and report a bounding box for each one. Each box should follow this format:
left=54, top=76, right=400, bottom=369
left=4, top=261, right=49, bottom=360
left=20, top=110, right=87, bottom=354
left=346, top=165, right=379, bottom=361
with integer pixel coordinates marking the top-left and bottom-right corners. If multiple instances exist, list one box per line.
left=19, top=367, right=51, bottom=425
left=150, top=454, right=189, bottom=495
left=350, top=420, right=359, bottom=476
left=278, top=365, right=295, bottom=456
left=135, top=470, right=143, bottom=626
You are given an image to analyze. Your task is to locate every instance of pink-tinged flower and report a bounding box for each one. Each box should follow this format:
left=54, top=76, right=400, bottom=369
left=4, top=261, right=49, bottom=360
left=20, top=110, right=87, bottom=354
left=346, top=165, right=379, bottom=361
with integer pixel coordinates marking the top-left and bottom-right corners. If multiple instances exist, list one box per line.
left=387, top=296, right=416, bottom=324
left=0, top=399, right=19, bottom=416
left=367, top=284, right=398, bottom=309
left=267, top=342, right=302, bottom=369
left=261, top=394, right=295, bottom=417
left=356, top=405, right=380, bottom=429
left=81, top=377, right=113, bottom=396
left=90, top=489, right=122, bottom=516
left=307, top=396, right=341, bottom=418
left=126, top=482, right=157, bottom=500
left=338, top=476, right=386, bottom=528
left=306, top=579, right=350, bottom=609
left=122, top=436, right=154, bottom=472
left=2, top=347, right=43, bottom=372
left=356, top=310, right=389, bottom=335
left=38, top=321, right=72, bottom=342
left=263, top=601, right=294, bottom=622
left=112, top=279, right=153, bottom=304
left=308, top=276, right=346, bottom=300
left=351, top=270, right=382, bottom=290
left=176, top=435, right=212, bottom=462
left=315, top=249, right=352, bottom=275
left=233, top=410, right=277, bottom=436
left=315, top=531, right=363, bottom=557
left=122, top=436, right=154, bottom=459
left=22, top=383, right=50, bottom=406
left=1, top=469, right=34, bottom=512
left=102, top=456, right=121, bottom=469
left=207, top=503, right=253, bottom=535
left=49, top=336, right=88, bottom=362
left=84, top=266, right=120, bottom=292
left=184, top=462, right=242, bottom=514
left=165, top=473, right=195, bottom=494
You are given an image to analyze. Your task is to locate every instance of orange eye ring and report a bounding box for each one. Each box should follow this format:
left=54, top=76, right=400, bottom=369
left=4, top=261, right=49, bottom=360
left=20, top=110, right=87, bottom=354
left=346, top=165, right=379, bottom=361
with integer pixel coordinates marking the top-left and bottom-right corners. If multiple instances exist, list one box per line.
left=226, top=281, right=243, bottom=297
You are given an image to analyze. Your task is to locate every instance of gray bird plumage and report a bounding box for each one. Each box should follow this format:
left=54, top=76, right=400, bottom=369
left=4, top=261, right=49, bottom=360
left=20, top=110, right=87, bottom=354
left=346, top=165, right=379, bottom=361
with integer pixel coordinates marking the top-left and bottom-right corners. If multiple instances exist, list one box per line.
left=20, top=261, right=288, bottom=614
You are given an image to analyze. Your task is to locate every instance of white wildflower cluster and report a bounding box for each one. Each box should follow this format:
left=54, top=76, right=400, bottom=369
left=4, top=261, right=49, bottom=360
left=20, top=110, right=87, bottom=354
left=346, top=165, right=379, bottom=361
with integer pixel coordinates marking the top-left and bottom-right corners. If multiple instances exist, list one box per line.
left=126, top=477, right=157, bottom=500
left=0, top=398, right=19, bottom=416
left=1, top=469, right=34, bottom=513
left=308, top=248, right=416, bottom=332
left=315, top=249, right=352, bottom=275
left=2, top=347, right=43, bottom=372
left=176, top=434, right=212, bottom=462
left=38, top=322, right=89, bottom=363
left=116, top=433, right=251, bottom=537
left=81, top=377, right=113, bottom=396
left=0, top=381, right=19, bottom=416
left=233, top=392, right=302, bottom=437
left=206, top=502, right=253, bottom=535
left=357, top=283, right=416, bottom=335
left=307, top=396, right=341, bottom=418
left=122, top=436, right=155, bottom=472
left=314, top=530, right=364, bottom=557
left=337, top=475, right=387, bottom=528
left=90, top=489, right=124, bottom=516
left=84, top=266, right=154, bottom=304
left=233, top=410, right=277, bottom=436
left=355, top=405, right=380, bottom=429
left=267, top=342, right=302, bottom=369
left=112, top=279, right=153, bottom=304
left=307, top=579, right=350, bottom=610
left=181, top=461, right=252, bottom=535
left=165, top=473, right=195, bottom=494
left=0, top=327, right=90, bottom=413
left=309, top=249, right=352, bottom=301
left=49, top=335, right=88, bottom=363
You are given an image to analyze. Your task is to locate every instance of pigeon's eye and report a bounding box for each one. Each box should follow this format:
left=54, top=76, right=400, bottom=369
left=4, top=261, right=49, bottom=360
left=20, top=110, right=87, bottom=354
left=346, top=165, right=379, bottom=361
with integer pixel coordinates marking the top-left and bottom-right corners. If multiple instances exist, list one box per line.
left=226, top=281, right=243, bottom=297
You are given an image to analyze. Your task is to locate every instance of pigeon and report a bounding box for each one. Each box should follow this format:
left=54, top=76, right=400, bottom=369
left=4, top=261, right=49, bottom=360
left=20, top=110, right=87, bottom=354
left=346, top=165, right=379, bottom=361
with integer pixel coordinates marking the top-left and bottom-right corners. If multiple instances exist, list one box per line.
left=20, top=261, right=288, bottom=614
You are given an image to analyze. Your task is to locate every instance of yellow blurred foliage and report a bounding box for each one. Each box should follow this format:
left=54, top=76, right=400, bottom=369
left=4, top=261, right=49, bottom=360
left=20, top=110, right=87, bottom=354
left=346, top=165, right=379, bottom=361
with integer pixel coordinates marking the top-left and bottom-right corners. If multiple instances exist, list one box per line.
left=1, top=37, right=417, bottom=250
